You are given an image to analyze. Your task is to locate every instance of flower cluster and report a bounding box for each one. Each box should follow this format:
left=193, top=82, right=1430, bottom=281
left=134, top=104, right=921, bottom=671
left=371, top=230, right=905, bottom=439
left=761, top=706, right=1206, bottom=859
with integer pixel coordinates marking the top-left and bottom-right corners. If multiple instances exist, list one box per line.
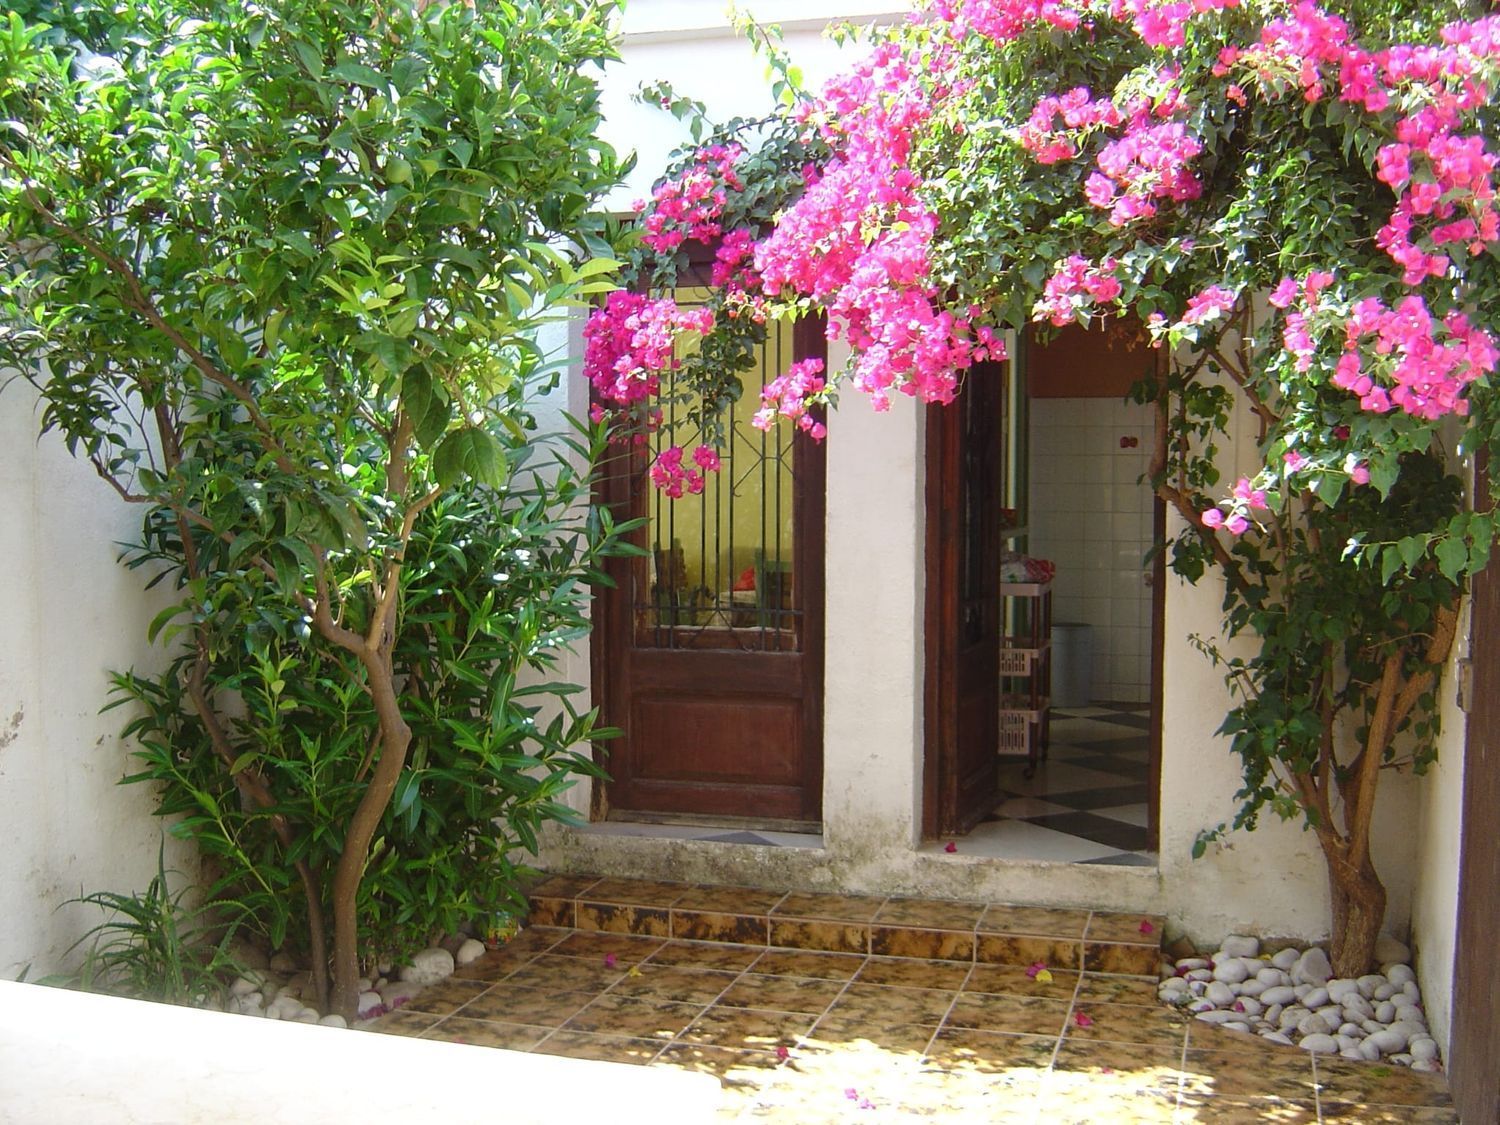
left=1202, top=475, right=1269, bottom=536
left=1223, top=6, right=1500, bottom=284
left=1271, top=274, right=1498, bottom=421
left=930, top=0, right=1083, bottom=45
left=1178, top=284, right=1239, bottom=326
left=711, top=228, right=760, bottom=291
left=648, top=444, right=723, bottom=499
left=1108, top=0, right=1240, bottom=50
left=754, top=358, right=828, bottom=439
left=1086, top=119, right=1204, bottom=225
left=582, top=291, right=714, bottom=407
left=1033, top=255, right=1123, bottom=325
left=756, top=38, right=1002, bottom=415
left=637, top=144, right=744, bottom=256
left=1331, top=296, right=1498, bottom=420
left=1018, top=87, right=1121, bottom=164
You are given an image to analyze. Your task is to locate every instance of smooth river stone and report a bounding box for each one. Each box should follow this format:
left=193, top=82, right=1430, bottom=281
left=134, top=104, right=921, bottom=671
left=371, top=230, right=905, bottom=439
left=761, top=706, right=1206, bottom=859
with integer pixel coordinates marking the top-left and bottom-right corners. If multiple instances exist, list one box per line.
left=1260, top=985, right=1297, bottom=1007
left=1300, top=1034, right=1339, bottom=1053
left=1220, top=935, right=1261, bottom=958
left=1213, top=960, right=1250, bottom=985
left=1271, top=948, right=1301, bottom=971
left=1205, top=981, right=1237, bottom=1006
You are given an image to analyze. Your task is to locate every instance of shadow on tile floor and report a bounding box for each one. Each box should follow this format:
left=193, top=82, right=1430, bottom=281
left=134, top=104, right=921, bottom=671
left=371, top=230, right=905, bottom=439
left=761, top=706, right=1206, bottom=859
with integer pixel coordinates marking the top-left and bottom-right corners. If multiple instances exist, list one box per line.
left=366, top=927, right=1455, bottom=1124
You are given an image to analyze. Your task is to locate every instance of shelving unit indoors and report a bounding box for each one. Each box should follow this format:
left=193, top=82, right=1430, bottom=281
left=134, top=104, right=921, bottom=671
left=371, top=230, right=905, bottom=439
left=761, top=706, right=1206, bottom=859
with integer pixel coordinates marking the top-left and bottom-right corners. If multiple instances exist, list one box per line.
left=998, top=579, right=1052, bottom=776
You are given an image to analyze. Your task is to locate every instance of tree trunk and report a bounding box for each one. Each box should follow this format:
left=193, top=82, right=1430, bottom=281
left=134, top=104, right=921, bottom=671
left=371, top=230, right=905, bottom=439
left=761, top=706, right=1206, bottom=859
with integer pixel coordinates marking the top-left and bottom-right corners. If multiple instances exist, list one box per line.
left=1325, top=846, right=1386, bottom=979
left=327, top=651, right=413, bottom=1020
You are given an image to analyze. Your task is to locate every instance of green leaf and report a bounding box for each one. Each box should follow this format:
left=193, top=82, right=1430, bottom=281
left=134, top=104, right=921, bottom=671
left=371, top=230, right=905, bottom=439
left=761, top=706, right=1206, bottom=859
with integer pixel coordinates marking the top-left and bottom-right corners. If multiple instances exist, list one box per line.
left=330, top=61, right=386, bottom=89
left=402, top=367, right=451, bottom=450
left=433, top=427, right=505, bottom=488
left=1435, top=536, right=1468, bottom=582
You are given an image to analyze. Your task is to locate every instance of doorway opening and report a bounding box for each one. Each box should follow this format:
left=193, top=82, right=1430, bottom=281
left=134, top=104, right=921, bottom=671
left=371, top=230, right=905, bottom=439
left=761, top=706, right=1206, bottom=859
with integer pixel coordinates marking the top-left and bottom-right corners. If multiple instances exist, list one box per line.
left=925, top=322, right=1163, bottom=864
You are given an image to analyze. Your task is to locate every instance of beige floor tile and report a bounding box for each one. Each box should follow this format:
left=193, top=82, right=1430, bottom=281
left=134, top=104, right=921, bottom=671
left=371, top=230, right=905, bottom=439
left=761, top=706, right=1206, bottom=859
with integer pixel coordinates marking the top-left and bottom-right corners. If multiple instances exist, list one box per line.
left=419, top=1017, right=551, bottom=1050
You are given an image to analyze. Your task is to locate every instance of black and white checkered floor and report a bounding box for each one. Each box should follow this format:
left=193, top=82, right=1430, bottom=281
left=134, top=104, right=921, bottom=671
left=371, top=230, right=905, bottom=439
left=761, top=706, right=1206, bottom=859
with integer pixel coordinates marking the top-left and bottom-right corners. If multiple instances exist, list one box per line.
left=964, top=702, right=1156, bottom=865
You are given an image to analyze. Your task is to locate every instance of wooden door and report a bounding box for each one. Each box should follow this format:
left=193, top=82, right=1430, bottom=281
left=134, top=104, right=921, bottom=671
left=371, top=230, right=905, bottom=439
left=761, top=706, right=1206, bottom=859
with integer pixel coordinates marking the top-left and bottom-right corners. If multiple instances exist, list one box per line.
left=1450, top=460, right=1500, bottom=1125
left=593, top=311, right=825, bottom=826
left=924, top=361, right=1006, bottom=837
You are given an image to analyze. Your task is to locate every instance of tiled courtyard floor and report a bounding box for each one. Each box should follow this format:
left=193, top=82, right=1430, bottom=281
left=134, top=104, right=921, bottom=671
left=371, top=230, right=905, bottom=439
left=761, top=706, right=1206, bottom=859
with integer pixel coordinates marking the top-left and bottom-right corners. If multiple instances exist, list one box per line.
left=365, top=878, right=1456, bottom=1123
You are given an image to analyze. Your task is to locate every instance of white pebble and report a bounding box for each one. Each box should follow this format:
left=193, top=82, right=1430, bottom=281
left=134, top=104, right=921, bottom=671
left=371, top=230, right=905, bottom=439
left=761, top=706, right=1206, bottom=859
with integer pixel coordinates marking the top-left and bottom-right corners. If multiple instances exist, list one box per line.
left=1261, top=1031, right=1294, bottom=1046
left=1302, top=987, right=1330, bottom=1009
left=1187, top=999, right=1217, bottom=1014
left=1271, top=948, right=1300, bottom=971
left=1239, top=979, right=1269, bottom=998
left=1185, top=968, right=1214, bottom=983
left=1375, top=935, right=1411, bottom=965
left=1221, top=935, right=1260, bottom=958
left=1205, top=981, right=1236, bottom=1006
left=1360, top=975, right=1387, bottom=998
left=1298, top=1014, right=1332, bottom=1037
left=1261, top=985, right=1296, bottom=1007
left=1327, top=979, right=1359, bottom=1004
left=1197, top=1010, right=1239, bottom=1025
left=1386, top=964, right=1416, bottom=986
left=1391, top=1053, right=1414, bottom=1067
left=1300, top=1034, right=1339, bottom=1053
left=1234, top=997, right=1263, bottom=1017
left=1359, top=1038, right=1383, bottom=1061
left=1368, top=1029, right=1407, bottom=1054
left=318, top=1014, right=348, bottom=1028
left=1224, top=1021, right=1253, bottom=1034
left=1257, top=967, right=1287, bottom=986
left=1213, top=960, right=1250, bottom=985
left=1342, top=994, right=1374, bottom=1021
left=1176, top=958, right=1211, bottom=972
left=1265, top=1003, right=1284, bottom=1025
left=1409, top=1037, right=1439, bottom=1062
left=1375, top=1001, right=1396, bottom=1023
left=1338, top=1023, right=1365, bottom=1039
left=1412, top=1059, right=1443, bottom=1073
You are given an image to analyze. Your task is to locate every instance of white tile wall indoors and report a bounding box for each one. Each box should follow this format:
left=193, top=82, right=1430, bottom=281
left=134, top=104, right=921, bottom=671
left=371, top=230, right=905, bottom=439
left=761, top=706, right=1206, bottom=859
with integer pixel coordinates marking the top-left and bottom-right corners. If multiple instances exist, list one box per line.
left=1027, top=398, right=1155, bottom=704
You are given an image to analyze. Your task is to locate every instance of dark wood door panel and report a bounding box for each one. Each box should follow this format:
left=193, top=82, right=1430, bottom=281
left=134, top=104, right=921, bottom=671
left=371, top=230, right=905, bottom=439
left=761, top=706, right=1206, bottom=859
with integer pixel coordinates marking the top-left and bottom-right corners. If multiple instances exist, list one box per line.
left=1450, top=457, right=1500, bottom=1125
left=924, top=361, right=1004, bottom=837
left=629, top=695, right=802, bottom=784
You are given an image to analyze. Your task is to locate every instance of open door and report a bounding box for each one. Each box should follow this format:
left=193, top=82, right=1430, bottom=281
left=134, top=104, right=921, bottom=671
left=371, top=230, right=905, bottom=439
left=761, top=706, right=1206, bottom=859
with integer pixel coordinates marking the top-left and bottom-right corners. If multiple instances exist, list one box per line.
left=593, top=300, right=826, bottom=826
left=924, top=360, right=1007, bottom=837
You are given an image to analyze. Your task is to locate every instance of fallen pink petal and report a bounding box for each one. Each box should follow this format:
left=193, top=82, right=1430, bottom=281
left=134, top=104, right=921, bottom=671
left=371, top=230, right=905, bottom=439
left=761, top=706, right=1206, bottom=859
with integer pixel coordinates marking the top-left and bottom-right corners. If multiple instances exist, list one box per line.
left=603, top=953, right=618, bottom=969
left=1074, top=1010, right=1095, bottom=1028
left=776, top=1045, right=790, bottom=1060
left=1139, top=920, right=1155, bottom=934
left=943, top=840, right=957, bottom=853
left=1026, top=960, right=1047, bottom=979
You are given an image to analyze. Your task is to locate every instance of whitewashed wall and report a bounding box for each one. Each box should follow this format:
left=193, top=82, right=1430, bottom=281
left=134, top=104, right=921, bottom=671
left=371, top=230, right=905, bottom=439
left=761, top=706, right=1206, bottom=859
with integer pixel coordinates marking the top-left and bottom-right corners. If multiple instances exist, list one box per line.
left=545, top=0, right=1455, bottom=1046
left=0, top=383, right=187, bottom=980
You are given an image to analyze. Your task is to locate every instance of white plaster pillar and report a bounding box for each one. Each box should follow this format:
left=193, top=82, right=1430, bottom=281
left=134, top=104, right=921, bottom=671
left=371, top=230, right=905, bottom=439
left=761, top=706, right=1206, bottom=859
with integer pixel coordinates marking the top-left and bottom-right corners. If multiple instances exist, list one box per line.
left=820, top=347, right=926, bottom=857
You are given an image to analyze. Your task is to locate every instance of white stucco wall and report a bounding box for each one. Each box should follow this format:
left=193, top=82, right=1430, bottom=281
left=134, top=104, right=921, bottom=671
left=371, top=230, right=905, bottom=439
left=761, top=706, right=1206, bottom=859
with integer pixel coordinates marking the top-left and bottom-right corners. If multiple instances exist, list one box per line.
left=0, top=383, right=186, bottom=980
left=535, top=0, right=1440, bottom=962
left=1407, top=583, right=1472, bottom=1055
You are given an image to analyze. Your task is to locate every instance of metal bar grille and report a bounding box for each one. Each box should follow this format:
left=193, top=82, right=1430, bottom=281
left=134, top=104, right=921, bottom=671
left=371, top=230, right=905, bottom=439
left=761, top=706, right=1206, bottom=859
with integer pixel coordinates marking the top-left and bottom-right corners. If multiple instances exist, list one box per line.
left=635, top=287, right=801, bottom=652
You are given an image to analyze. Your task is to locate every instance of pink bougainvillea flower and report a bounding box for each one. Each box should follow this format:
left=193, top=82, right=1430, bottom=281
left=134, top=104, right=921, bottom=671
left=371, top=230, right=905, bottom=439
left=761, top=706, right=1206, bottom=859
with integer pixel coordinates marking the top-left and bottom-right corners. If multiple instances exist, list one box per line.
left=1074, top=1010, right=1095, bottom=1028
left=603, top=953, right=618, bottom=969
left=1350, top=462, right=1372, bottom=485
left=845, top=1087, right=861, bottom=1101
left=1026, top=960, right=1048, bottom=979
left=1201, top=507, right=1225, bottom=529
left=1283, top=449, right=1308, bottom=473
left=944, top=840, right=958, bottom=853
left=1139, top=919, right=1155, bottom=935
left=776, top=1044, right=790, bottom=1061
left=1224, top=514, right=1251, bottom=535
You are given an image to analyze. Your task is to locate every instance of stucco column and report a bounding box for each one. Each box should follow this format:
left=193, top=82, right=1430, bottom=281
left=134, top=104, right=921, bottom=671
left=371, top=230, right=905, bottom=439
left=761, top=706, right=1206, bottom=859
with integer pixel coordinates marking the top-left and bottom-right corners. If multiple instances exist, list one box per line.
left=820, top=346, right=926, bottom=861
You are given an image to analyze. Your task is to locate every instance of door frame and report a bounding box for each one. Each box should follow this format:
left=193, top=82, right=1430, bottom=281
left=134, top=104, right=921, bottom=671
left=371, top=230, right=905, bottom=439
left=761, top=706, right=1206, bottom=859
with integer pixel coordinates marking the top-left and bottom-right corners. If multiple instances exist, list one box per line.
left=1448, top=455, right=1500, bottom=1124
left=923, top=335, right=1166, bottom=843
left=590, top=315, right=827, bottom=826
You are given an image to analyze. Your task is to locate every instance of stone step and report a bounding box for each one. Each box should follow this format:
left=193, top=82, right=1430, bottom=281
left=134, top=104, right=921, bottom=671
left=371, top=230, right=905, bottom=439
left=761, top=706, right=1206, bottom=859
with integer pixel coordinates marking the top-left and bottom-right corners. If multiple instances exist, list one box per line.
left=527, top=874, right=1162, bottom=976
